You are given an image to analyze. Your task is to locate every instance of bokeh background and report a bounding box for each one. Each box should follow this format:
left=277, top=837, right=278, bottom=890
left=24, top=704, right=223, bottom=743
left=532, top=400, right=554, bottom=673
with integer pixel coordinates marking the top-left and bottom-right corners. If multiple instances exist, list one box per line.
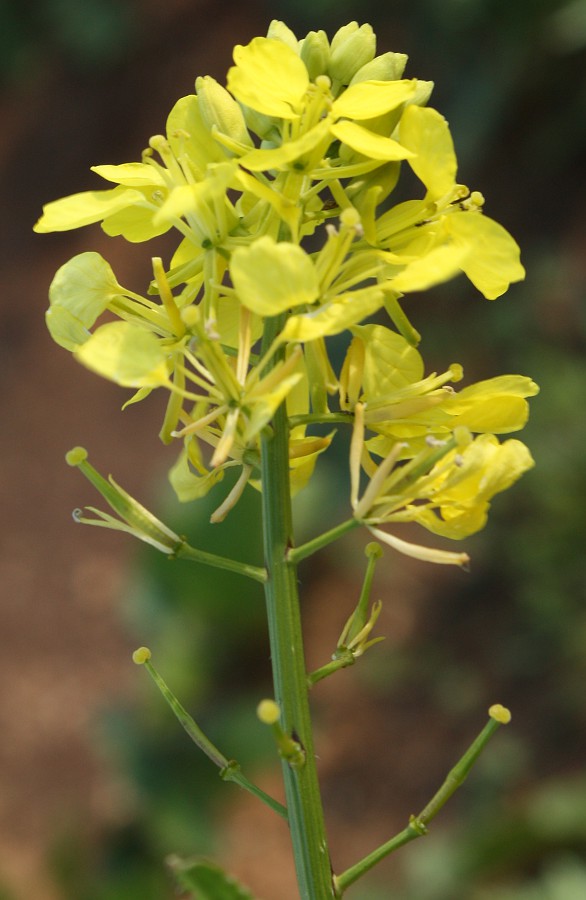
left=1, top=1, right=585, bottom=897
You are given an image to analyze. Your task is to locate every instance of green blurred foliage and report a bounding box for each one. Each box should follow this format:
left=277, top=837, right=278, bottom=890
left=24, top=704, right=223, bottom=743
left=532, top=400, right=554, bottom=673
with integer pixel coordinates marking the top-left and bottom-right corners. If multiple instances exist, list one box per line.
left=0, top=0, right=137, bottom=83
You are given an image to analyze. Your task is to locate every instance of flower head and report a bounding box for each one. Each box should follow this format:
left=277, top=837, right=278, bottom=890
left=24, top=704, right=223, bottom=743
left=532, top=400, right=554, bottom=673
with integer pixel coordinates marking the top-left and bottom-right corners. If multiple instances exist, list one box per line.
left=36, top=21, right=535, bottom=531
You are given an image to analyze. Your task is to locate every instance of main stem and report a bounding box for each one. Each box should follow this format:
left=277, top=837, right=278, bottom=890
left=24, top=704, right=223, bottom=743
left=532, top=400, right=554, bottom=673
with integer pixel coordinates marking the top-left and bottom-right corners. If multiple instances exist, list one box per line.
left=260, top=315, right=334, bottom=899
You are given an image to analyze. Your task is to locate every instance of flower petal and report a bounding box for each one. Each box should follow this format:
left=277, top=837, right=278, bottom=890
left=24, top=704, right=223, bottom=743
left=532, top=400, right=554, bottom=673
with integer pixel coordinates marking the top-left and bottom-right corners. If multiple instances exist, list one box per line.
left=332, top=79, right=417, bottom=120
left=400, top=105, right=457, bottom=200
left=282, top=286, right=384, bottom=342
left=227, top=37, right=309, bottom=118
left=446, top=213, right=525, bottom=299
left=330, top=120, right=414, bottom=161
left=75, top=321, right=169, bottom=387
left=231, top=237, right=319, bottom=316
left=34, top=186, right=143, bottom=232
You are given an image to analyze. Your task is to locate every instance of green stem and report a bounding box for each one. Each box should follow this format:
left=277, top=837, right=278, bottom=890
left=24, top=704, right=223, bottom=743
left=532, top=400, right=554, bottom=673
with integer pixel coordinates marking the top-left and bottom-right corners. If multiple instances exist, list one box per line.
left=334, top=712, right=508, bottom=895
left=308, top=649, right=355, bottom=687
left=142, top=659, right=287, bottom=820
left=288, top=518, right=360, bottom=565
left=176, top=542, right=267, bottom=583
left=260, top=312, right=335, bottom=899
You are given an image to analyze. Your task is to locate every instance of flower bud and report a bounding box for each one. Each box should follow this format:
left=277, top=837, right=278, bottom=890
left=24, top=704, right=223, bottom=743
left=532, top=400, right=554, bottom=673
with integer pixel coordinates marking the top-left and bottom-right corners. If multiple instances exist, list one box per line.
left=240, top=104, right=281, bottom=143
left=267, top=19, right=298, bottom=51
left=300, top=30, right=330, bottom=81
left=196, top=76, right=253, bottom=148
left=349, top=51, right=408, bottom=85
left=328, top=23, right=376, bottom=86
left=410, top=80, right=435, bottom=108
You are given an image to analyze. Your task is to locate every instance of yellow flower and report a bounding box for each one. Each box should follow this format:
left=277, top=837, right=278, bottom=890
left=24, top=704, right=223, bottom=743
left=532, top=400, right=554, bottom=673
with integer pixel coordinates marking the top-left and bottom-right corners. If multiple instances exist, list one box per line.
left=350, top=404, right=535, bottom=565
left=34, top=94, right=227, bottom=243
left=370, top=105, right=525, bottom=299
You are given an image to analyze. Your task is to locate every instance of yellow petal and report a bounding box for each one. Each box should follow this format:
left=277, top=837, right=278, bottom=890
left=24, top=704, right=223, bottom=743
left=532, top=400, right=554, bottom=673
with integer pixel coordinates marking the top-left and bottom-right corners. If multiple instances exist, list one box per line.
left=352, top=324, right=424, bottom=398
left=390, top=243, right=466, bottom=293
left=102, top=201, right=171, bottom=242
left=166, top=95, right=225, bottom=173
left=90, top=163, right=166, bottom=186
left=332, top=79, right=417, bottom=120
left=237, top=120, right=330, bottom=171
left=231, top=237, right=319, bottom=316
left=444, top=375, right=539, bottom=433
left=400, top=105, right=457, bottom=200
left=34, top=186, right=143, bottom=232
left=446, top=213, right=525, bottom=299
left=227, top=37, right=309, bottom=118
left=282, top=287, right=384, bottom=342
left=75, top=321, right=169, bottom=387
left=330, top=120, right=414, bottom=161
left=168, top=448, right=225, bottom=502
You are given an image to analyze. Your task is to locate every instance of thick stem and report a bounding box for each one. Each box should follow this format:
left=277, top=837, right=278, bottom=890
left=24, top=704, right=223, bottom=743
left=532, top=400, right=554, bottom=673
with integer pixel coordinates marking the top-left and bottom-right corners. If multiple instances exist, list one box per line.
left=260, top=313, right=335, bottom=899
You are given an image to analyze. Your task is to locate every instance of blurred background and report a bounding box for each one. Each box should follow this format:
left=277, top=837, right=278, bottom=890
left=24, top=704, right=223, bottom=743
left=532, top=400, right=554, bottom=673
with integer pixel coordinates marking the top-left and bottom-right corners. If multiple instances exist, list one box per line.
left=1, top=0, right=585, bottom=897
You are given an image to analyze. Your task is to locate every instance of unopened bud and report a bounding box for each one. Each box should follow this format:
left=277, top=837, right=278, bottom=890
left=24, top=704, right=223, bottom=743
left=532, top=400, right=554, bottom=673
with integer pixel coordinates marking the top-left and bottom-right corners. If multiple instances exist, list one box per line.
left=196, top=76, right=253, bottom=147
left=349, top=51, right=408, bottom=85
left=328, top=23, right=376, bottom=86
left=300, top=30, right=330, bottom=81
left=410, top=80, right=435, bottom=108
left=267, top=19, right=298, bottom=51
left=240, top=105, right=281, bottom=143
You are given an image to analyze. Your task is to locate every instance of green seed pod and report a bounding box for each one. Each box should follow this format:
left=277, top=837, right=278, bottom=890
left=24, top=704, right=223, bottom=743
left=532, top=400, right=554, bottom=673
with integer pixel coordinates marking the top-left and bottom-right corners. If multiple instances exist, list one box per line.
left=328, top=23, right=376, bottom=86
left=349, top=51, right=409, bottom=85
left=300, top=30, right=330, bottom=81
left=196, top=76, right=253, bottom=147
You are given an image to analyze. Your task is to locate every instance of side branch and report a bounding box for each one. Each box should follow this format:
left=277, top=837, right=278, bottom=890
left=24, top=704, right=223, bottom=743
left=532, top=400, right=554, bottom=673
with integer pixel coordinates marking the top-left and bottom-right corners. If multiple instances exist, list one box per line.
left=334, top=706, right=512, bottom=895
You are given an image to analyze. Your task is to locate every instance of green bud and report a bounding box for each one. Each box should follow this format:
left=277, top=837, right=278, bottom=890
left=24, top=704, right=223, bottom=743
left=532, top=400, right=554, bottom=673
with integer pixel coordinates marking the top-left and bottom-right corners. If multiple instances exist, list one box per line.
left=329, top=23, right=376, bottom=86
left=267, top=19, right=299, bottom=52
left=330, top=22, right=360, bottom=54
left=195, top=76, right=253, bottom=148
left=349, top=51, right=409, bottom=85
left=300, top=30, right=330, bottom=81
left=347, top=162, right=400, bottom=206
left=409, top=80, right=435, bottom=108
left=240, top=104, right=281, bottom=143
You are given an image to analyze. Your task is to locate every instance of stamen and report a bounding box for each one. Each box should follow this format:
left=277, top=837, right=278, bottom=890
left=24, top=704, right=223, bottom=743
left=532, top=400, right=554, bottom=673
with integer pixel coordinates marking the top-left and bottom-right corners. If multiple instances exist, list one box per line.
left=354, top=440, right=407, bottom=520
left=366, top=525, right=470, bottom=568
left=349, top=402, right=365, bottom=510
left=210, top=464, right=253, bottom=522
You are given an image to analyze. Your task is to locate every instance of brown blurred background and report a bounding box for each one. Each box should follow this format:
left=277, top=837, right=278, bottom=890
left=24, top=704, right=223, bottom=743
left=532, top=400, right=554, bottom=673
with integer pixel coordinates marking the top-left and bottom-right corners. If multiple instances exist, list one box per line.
left=1, top=1, right=586, bottom=898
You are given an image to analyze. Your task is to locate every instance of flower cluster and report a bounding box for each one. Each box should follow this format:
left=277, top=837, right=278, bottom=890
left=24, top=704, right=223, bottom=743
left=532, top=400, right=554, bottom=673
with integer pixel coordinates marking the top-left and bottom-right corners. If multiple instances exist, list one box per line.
left=36, top=20, right=537, bottom=563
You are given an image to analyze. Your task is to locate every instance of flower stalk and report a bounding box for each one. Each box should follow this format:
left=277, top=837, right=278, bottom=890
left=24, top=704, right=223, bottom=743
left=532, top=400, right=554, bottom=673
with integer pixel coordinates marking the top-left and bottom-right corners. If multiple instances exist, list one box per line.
left=259, top=313, right=335, bottom=898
